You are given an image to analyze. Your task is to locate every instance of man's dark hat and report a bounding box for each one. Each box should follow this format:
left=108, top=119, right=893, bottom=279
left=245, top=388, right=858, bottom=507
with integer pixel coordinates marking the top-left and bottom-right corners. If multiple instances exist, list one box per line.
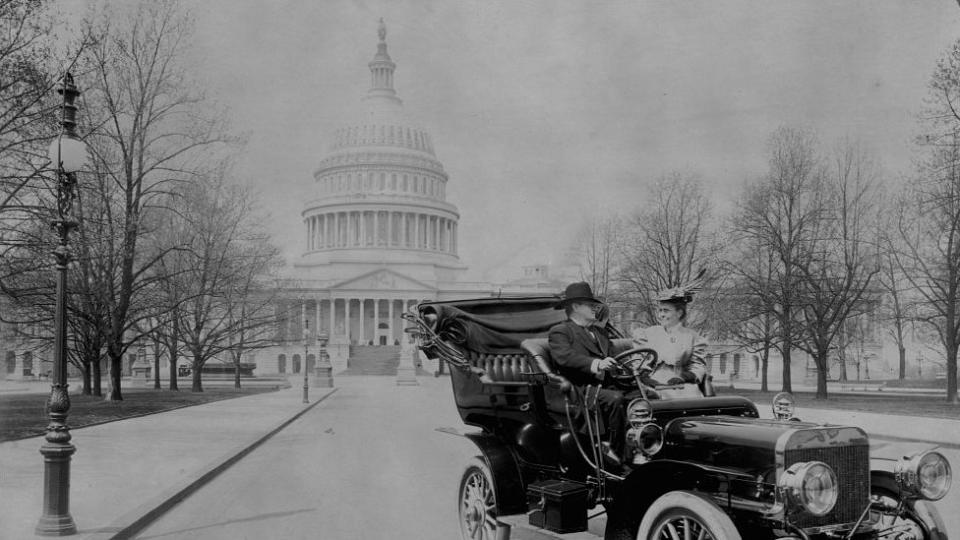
left=556, top=281, right=602, bottom=309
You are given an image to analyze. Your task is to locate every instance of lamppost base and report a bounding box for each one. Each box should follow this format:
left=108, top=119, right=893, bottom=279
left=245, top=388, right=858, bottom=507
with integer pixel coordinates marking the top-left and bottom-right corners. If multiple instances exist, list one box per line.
left=396, top=348, right=419, bottom=386
left=35, top=514, right=77, bottom=536
left=312, top=363, right=334, bottom=388
left=35, top=443, right=77, bottom=536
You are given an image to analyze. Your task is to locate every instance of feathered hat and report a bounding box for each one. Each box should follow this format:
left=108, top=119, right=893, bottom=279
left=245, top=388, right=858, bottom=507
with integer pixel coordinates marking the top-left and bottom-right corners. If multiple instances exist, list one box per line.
left=655, top=269, right=706, bottom=304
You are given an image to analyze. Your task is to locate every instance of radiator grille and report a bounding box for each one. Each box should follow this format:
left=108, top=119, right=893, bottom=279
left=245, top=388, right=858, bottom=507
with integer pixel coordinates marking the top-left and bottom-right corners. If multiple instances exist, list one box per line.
left=784, top=444, right=869, bottom=529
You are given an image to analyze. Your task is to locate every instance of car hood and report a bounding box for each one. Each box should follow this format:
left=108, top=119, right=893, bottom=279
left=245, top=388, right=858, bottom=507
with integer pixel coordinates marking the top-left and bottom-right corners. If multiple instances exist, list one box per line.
left=660, top=416, right=869, bottom=478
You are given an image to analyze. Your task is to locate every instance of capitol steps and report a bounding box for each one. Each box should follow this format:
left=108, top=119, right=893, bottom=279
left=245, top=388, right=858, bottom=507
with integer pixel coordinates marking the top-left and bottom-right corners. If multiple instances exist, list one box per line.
left=343, top=345, right=401, bottom=376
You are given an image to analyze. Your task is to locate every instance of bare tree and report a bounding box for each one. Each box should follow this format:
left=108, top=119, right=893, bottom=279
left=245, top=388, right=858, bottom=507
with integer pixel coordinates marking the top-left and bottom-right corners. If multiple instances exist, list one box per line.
left=0, top=2, right=98, bottom=387
left=731, top=127, right=824, bottom=393
left=79, top=0, right=235, bottom=400
left=791, top=139, right=882, bottom=398
left=164, top=173, right=281, bottom=392
left=0, top=0, right=59, bottom=218
left=876, top=192, right=912, bottom=380
left=722, top=229, right=780, bottom=392
left=574, top=214, right=623, bottom=302
left=619, top=172, right=719, bottom=327
left=895, top=131, right=960, bottom=402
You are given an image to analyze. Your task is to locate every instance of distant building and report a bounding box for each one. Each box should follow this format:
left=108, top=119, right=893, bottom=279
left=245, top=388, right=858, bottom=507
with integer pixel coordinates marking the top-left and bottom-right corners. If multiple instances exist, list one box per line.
left=254, top=21, right=554, bottom=376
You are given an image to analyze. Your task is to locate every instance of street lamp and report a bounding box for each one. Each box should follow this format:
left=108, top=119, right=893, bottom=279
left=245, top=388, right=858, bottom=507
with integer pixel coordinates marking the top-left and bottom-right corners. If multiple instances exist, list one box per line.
left=36, top=72, right=88, bottom=536
left=303, top=321, right=310, bottom=404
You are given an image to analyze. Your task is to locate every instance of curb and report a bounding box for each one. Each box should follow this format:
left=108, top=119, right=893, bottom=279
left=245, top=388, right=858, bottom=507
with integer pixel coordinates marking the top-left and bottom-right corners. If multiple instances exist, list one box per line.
left=870, top=433, right=960, bottom=450
left=81, top=387, right=339, bottom=540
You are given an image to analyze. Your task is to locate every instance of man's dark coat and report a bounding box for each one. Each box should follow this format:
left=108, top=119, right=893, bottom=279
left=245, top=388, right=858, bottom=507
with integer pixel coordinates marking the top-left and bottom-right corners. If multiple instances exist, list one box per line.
left=548, top=319, right=612, bottom=387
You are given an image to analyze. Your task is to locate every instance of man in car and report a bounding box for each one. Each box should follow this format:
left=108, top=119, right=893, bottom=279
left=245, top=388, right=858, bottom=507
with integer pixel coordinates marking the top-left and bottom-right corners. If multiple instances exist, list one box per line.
left=548, top=281, right=628, bottom=464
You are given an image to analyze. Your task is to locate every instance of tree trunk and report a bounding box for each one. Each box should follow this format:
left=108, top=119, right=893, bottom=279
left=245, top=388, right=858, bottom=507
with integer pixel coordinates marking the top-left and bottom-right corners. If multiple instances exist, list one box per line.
left=898, top=345, right=906, bottom=380
left=152, top=342, right=161, bottom=390
left=191, top=356, right=203, bottom=392
left=760, top=347, right=770, bottom=392
left=837, top=347, right=848, bottom=382
left=815, top=353, right=829, bottom=399
left=92, top=357, right=102, bottom=396
left=947, top=337, right=958, bottom=404
left=781, top=344, right=793, bottom=393
left=105, top=346, right=123, bottom=401
left=80, top=362, right=91, bottom=395
left=168, top=315, right=179, bottom=391
left=233, top=352, right=241, bottom=390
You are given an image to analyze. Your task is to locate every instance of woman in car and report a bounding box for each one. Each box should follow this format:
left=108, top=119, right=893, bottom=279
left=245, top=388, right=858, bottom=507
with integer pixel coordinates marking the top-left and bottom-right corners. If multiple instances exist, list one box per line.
left=632, top=279, right=708, bottom=388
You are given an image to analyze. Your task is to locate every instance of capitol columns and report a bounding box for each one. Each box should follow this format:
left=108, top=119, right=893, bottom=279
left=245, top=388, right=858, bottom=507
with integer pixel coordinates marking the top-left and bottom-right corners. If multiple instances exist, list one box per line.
left=358, top=298, right=365, bottom=344
left=388, top=300, right=395, bottom=344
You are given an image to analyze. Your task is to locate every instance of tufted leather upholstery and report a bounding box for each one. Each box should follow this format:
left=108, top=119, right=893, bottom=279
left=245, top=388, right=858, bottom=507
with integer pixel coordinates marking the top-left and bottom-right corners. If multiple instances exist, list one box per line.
left=466, top=350, right=532, bottom=382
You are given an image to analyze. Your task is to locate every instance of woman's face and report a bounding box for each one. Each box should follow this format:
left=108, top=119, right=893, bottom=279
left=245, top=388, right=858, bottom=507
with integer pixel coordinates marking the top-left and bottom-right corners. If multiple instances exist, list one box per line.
left=656, top=302, right=683, bottom=328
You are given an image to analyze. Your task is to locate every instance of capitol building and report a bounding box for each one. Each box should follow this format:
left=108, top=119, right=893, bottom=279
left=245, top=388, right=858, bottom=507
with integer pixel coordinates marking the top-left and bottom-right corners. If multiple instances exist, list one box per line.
left=252, top=21, right=558, bottom=377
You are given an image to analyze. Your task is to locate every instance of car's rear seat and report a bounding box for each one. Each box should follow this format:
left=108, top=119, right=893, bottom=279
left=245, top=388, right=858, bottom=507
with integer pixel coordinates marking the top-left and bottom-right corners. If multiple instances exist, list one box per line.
left=466, top=337, right=637, bottom=384
left=465, top=350, right=533, bottom=383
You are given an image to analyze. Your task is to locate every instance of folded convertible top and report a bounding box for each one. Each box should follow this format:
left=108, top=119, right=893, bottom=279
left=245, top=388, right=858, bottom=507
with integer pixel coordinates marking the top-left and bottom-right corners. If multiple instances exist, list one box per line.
left=418, top=296, right=566, bottom=354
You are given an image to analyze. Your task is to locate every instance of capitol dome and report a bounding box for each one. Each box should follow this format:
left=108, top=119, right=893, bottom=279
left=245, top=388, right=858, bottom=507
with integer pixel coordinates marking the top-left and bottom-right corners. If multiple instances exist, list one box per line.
left=296, top=19, right=465, bottom=283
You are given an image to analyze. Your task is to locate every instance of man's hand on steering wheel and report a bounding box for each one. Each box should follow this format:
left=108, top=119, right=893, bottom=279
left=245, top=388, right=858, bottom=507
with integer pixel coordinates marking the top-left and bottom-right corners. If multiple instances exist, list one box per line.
left=596, top=357, right=617, bottom=372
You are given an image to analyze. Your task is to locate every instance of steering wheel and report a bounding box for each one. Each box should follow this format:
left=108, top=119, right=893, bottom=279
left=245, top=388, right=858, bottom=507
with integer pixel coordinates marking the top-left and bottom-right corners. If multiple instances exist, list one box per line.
left=607, top=346, right=659, bottom=389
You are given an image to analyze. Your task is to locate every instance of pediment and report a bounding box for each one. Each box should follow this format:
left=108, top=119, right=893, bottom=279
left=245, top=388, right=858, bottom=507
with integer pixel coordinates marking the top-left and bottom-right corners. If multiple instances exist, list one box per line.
left=331, top=269, right=436, bottom=292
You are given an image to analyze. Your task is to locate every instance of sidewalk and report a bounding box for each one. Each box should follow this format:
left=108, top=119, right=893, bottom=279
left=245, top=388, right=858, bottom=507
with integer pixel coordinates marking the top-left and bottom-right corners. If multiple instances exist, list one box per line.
left=0, top=382, right=335, bottom=540
left=730, top=379, right=945, bottom=396
left=785, top=406, right=960, bottom=448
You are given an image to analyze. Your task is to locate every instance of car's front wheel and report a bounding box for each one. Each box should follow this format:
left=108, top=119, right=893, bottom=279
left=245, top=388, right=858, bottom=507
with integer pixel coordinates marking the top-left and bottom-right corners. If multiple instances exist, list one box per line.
left=870, top=476, right=948, bottom=540
left=458, top=457, right=505, bottom=540
left=636, top=491, right=741, bottom=540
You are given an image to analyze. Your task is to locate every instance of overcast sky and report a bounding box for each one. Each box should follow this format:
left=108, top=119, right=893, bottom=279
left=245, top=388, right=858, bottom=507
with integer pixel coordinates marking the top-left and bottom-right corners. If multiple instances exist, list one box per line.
left=107, top=1, right=960, bottom=280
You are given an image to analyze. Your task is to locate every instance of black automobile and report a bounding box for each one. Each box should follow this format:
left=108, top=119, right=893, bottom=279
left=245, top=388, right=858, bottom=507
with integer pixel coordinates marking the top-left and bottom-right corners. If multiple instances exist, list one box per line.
left=405, top=296, right=952, bottom=540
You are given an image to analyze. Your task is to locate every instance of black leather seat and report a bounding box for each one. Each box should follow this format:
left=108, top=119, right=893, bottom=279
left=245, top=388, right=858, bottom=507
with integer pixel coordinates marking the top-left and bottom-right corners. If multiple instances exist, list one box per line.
left=465, top=350, right=531, bottom=383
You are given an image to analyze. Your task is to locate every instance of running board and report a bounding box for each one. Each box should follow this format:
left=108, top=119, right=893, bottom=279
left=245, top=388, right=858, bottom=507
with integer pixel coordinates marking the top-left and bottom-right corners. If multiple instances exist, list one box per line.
left=497, top=514, right=603, bottom=539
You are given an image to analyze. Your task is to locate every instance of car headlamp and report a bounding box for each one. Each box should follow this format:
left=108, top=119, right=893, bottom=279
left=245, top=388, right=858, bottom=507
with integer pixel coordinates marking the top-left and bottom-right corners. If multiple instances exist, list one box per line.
left=625, top=399, right=662, bottom=459
left=636, top=423, right=663, bottom=456
left=779, top=461, right=838, bottom=516
left=772, top=392, right=796, bottom=421
left=895, top=450, right=952, bottom=501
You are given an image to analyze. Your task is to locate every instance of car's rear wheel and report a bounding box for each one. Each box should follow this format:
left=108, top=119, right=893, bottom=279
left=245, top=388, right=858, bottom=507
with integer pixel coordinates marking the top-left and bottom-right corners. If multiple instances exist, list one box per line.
left=458, top=457, right=504, bottom=540
left=636, top=491, right=741, bottom=540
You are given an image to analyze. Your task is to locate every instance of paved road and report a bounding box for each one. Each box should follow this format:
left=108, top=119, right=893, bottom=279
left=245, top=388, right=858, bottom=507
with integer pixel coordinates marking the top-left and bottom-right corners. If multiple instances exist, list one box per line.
left=134, top=376, right=476, bottom=540
left=134, top=376, right=959, bottom=539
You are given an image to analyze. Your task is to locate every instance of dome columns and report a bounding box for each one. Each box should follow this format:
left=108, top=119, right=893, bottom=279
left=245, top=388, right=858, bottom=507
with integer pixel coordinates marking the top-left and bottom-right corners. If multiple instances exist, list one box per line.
left=305, top=210, right=458, bottom=255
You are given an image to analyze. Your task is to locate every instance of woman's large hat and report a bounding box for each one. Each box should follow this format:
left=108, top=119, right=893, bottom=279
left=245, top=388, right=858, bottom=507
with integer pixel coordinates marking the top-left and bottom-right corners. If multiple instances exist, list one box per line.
left=655, top=269, right=706, bottom=304
left=556, top=281, right=602, bottom=308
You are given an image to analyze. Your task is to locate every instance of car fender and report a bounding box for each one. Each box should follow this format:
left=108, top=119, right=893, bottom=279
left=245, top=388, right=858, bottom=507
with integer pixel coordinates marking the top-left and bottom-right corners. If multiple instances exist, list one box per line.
left=871, top=471, right=949, bottom=540
left=606, top=460, right=724, bottom=539
left=619, top=460, right=727, bottom=505
left=464, top=432, right=528, bottom=515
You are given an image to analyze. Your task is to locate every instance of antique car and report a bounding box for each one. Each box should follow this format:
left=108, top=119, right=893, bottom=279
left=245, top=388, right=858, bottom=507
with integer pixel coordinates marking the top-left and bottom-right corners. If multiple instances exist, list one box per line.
left=405, top=296, right=952, bottom=540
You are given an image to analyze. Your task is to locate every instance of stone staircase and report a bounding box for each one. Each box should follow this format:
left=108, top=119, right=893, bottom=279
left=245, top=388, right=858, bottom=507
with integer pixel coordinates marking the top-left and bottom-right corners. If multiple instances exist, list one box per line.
left=343, top=345, right=401, bottom=376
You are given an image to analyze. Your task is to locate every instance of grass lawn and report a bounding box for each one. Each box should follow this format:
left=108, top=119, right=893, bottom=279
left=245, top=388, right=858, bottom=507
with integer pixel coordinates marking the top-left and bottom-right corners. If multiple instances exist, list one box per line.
left=717, top=387, right=960, bottom=420
left=0, top=385, right=280, bottom=443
